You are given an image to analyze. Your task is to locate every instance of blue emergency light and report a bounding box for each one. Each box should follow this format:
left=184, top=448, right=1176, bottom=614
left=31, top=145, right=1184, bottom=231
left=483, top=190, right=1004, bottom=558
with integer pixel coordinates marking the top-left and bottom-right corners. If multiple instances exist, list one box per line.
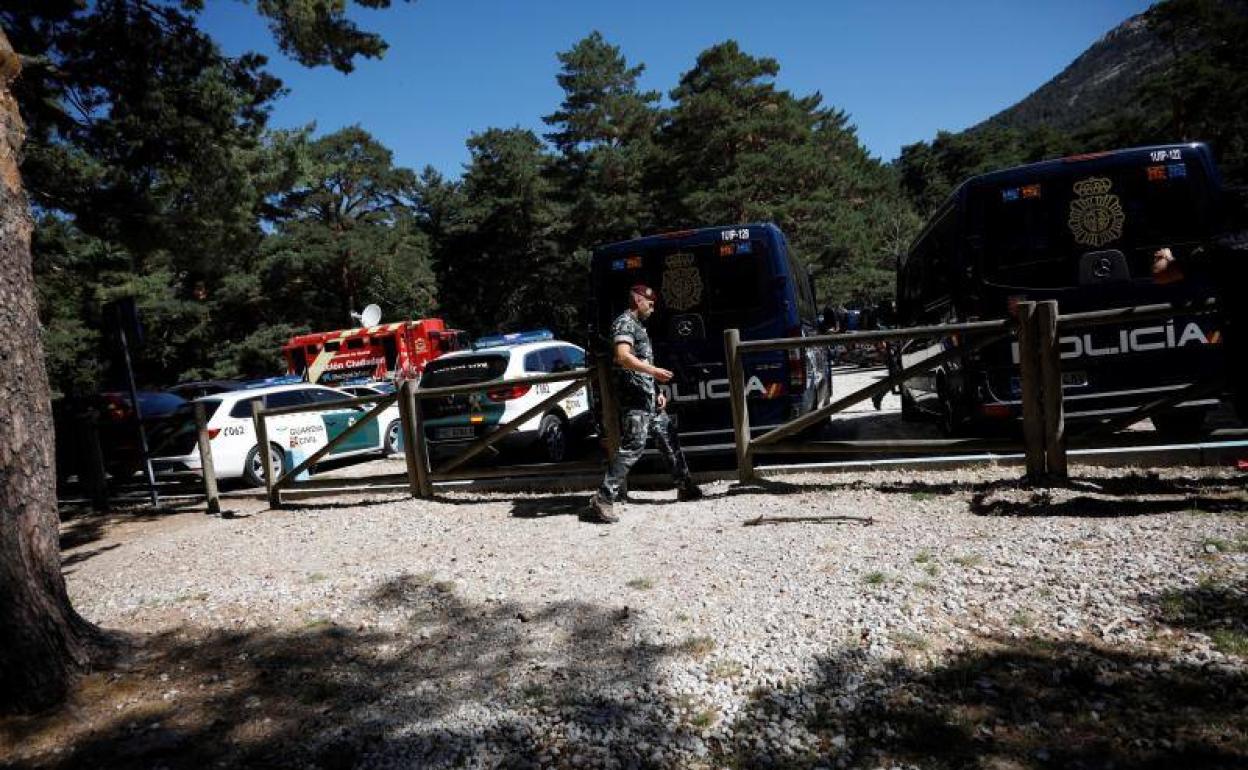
left=473, top=329, right=555, bottom=350
left=241, top=374, right=304, bottom=389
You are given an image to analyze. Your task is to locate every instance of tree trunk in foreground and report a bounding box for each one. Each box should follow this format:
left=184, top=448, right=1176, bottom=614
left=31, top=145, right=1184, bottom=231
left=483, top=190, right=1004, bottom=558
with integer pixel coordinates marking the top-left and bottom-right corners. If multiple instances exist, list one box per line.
left=0, top=28, right=101, bottom=715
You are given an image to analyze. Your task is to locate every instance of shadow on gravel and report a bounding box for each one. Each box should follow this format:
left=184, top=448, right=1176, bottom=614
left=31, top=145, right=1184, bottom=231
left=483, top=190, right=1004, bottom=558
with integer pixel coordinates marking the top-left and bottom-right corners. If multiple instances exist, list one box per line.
left=278, top=496, right=410, bottom=512
left=719, top=637, right=1247, bottom=769
left=0, top=574, right=692, bottom=769
left=58, top=504, right=199, bottom=554
left=510, top=494, right=588, bottom=518
left=970, top=483, right=1248, bottom=518
left=1141, top=578, right=1248, bottom=657
left=728, top=473, right=1246, bottom=508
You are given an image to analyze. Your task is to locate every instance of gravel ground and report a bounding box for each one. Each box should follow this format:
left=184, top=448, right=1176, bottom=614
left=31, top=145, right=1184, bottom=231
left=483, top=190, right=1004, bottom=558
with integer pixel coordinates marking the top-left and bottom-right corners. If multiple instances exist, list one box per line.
left=11, top=463, right=1244, bottom=769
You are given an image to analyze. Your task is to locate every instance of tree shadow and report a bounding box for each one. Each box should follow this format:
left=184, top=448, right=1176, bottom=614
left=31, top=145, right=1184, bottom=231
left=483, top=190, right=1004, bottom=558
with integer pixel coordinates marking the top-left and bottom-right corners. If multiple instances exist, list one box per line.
left=725, top=476, right=1005, bottom=499
left=278, top=496, right=412, bottom=513
left=1140, top=578, right=1248, bottom=652
left=58, top=504, right=200, bottom=553
left=61, top=543, right=122, bottom=572
left=719, top=636, right=1247, bottom=769
left=2, top=574, right=691, bottom=769
left=971, top=491, right=1248, bottom=518
left=726, top=473, right=1246, bottom=507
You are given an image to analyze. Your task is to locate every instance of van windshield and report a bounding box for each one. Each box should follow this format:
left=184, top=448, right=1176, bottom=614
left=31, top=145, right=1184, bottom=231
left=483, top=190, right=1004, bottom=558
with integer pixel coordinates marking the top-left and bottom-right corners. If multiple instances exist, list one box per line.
left=968, top=156, right=1215, bottom=288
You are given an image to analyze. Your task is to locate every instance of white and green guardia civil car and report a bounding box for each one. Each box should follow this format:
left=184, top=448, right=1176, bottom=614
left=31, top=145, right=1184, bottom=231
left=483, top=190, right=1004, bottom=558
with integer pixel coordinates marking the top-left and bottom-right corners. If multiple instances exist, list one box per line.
left=152, top=379, right=402, bottom=486
left=419, top=331, right=592, bottom=463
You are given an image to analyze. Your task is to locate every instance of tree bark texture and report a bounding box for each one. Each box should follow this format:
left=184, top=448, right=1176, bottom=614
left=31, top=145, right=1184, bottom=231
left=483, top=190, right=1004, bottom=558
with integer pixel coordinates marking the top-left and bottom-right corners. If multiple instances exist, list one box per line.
left=0, top=28, right=99, bottom=714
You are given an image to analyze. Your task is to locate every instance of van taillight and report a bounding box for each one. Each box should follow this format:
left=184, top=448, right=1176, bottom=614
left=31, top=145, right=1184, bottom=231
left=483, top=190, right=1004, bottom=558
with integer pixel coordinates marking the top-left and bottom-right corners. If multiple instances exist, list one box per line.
left=787, top=326, right=805, bottom=389
left=207, top=428, right=220, bottom=440
left=487, top=384, right=531, bottom=402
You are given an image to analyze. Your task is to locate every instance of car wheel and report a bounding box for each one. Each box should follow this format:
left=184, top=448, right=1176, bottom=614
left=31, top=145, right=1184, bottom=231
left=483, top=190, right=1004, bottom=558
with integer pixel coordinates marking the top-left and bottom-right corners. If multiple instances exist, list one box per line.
left=243, top=442, right=284, bottom=487
left=383, top=419, right=402, bottom=455
left=539, top=413, right=568, bottom=463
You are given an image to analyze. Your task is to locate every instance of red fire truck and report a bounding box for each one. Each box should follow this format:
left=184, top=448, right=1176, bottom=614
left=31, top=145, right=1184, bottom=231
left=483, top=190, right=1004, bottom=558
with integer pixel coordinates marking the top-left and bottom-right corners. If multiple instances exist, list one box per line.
left=282, top=319, right=469, bottom=385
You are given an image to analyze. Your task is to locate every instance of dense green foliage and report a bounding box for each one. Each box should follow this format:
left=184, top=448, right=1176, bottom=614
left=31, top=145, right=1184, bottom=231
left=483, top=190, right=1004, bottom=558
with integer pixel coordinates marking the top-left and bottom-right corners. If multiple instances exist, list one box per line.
left=9, top=0, right=1244, bottom=397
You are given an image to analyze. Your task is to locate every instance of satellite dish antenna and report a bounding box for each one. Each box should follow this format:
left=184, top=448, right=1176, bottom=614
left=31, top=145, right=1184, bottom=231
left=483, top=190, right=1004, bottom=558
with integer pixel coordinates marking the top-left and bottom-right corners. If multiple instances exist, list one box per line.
left=351, top=303, right=382, bottom=328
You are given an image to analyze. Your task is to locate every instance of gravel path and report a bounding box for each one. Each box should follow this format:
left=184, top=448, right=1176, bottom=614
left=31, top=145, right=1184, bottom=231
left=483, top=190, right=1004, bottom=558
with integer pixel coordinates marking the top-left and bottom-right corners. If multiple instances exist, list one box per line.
left=26, top=465, right=1248, bottom=768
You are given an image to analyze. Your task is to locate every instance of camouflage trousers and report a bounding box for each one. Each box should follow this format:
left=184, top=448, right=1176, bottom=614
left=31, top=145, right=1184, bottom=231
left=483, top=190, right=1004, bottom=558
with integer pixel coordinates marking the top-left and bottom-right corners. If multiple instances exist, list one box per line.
left=598, top=409, right=691, bottom=502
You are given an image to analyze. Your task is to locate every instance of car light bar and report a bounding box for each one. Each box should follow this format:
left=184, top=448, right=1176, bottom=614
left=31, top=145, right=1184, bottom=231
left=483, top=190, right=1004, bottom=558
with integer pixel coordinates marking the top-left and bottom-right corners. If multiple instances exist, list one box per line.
left=474, top=329, right=555, bottom=349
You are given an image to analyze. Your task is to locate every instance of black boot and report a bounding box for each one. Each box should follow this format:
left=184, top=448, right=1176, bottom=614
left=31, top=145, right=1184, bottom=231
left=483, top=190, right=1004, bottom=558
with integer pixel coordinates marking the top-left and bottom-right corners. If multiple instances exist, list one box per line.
left=677, top=478, right=703, bottom=501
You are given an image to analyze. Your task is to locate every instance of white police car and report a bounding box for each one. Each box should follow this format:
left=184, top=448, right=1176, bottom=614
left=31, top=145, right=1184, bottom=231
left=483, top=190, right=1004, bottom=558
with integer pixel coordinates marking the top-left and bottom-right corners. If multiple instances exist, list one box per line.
left=152, top=379, right=403, bottom=486
left=418, top=330, right=591, bottom=462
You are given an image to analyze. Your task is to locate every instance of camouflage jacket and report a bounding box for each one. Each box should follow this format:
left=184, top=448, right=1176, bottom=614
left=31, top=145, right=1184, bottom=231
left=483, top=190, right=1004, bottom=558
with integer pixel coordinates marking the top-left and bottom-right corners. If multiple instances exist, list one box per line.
left=610, top=310, right=657, bottom=411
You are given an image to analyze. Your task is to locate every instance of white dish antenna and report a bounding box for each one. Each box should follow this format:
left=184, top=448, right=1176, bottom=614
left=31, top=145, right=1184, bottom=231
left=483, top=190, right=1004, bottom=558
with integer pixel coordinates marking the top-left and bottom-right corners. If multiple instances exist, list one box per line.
left=351, top=303, right=382, bottom=328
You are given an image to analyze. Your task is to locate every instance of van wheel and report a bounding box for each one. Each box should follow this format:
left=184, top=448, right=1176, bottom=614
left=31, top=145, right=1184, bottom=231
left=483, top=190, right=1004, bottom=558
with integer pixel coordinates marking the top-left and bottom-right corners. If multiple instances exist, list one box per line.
left=1152, top=409, right=1207, bottom=442
left=539, top=414, right=568, bottom=463
left=937, top=379, right=968, bottom=437
left=383, top=419, right=402, bottom=455
left=243, top=443, right=284, bottom=487
left=900, top=390, right=921, bottom=422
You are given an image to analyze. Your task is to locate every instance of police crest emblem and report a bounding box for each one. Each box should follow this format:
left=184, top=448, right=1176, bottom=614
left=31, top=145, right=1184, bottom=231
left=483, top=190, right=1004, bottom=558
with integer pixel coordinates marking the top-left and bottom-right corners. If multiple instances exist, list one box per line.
left=1068, top=176, right=1125, bottom=247
left=662, top=253, right=702, bottom=311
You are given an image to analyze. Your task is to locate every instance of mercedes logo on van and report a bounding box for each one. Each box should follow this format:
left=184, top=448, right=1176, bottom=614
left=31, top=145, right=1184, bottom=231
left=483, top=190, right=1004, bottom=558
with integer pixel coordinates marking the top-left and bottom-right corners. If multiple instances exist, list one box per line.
left=1093, top=256, right=1113, bottom=278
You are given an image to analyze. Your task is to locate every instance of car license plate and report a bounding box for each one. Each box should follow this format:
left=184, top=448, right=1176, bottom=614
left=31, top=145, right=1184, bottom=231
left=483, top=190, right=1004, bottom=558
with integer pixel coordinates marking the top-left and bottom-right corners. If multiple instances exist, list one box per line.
left=1062, top=370, right=1088, bottom=388
left=436, top=426, right=475, bottom=440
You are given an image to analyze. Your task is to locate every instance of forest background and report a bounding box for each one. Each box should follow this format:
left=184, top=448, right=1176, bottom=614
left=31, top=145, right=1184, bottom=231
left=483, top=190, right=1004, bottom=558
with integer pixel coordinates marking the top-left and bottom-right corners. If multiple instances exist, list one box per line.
left=4, top=0, right=1246, bottom=399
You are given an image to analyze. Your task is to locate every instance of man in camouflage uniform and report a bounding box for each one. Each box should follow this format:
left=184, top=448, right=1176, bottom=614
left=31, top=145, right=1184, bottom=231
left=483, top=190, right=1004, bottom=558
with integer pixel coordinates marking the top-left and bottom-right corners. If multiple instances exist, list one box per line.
left=586, top=284, right=702, bottom=523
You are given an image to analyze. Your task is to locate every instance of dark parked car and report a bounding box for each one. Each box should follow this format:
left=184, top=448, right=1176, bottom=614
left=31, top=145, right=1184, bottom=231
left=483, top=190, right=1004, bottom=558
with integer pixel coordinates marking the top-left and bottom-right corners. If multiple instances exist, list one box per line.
left=97, top=391, right=194, bottom=478
left=166, top=379, right=245, bottom=401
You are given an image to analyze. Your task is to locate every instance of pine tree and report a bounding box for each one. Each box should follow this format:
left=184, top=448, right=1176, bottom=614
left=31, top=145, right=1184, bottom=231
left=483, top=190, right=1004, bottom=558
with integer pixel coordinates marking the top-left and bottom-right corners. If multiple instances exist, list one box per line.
left=433, top=128, right=575, bottom=337
left=544, top=31, right=662, bottom=249
left=663, top=41, right=919, bottom=304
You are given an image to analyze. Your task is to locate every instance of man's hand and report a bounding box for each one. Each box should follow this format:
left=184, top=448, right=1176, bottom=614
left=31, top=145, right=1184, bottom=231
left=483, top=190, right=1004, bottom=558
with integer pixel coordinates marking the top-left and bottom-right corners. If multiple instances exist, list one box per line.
left=652, top=366, right=674, bottom=383
left=657, top=392, right=668, bottom=411
left=1152, top=247, right=1184, bottom=285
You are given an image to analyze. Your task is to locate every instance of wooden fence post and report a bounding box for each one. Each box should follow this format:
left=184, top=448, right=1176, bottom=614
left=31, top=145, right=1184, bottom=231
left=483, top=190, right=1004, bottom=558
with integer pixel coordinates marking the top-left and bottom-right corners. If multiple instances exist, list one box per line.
left=595, top=360, right=621, bottom=460
left=724, top=328, right=754, bottom=482
left=194, top=401, right=221, bottom=515
left=252, top=405, right=280, bottom=508
left=1016, top=301, right=1046, bottom=482
left=402, top=379, right=433, bottom=498
left=82, top=408, right=109, bottom=511
left=1037, top=300, right=1067, bottom=481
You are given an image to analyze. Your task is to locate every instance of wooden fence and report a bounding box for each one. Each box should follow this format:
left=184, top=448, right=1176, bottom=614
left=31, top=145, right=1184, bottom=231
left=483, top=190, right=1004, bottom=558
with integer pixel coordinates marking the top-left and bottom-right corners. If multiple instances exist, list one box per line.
left=724, top=299, right=1226, bottom=485
left=66, top=299, right=1234, bottom=510
left=238, top=362, right=615, bottom=509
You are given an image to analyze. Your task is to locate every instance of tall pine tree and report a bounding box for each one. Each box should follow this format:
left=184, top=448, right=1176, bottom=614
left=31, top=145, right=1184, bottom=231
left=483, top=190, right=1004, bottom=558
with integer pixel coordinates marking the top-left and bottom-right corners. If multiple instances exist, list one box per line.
left=543, top=31, right=662, bottom=250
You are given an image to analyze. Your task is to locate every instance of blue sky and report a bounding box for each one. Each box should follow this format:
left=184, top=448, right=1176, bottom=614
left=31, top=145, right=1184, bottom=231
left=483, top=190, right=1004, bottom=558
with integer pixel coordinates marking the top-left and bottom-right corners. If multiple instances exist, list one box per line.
left=199, top=0, right=1155, bottom=178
